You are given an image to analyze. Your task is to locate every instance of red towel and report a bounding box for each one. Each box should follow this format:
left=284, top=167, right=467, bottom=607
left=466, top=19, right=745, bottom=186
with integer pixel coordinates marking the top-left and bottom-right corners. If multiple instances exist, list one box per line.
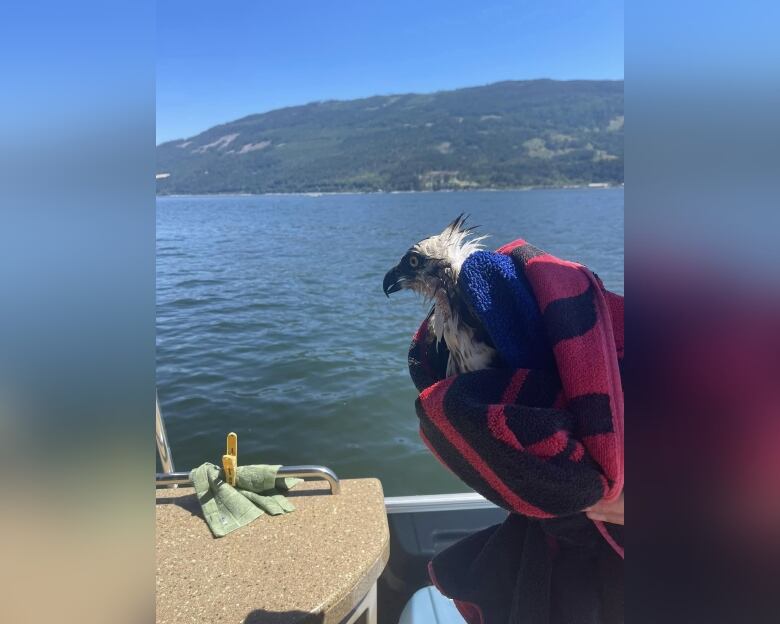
left=408, top=239, right=624, bottom=623
left=409, top=239, right=623, bottom=547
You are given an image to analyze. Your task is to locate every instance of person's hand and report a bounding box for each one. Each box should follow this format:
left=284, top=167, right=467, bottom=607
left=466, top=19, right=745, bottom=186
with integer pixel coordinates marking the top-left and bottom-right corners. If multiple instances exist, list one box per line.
left=585, top=491, right=624, bottom=525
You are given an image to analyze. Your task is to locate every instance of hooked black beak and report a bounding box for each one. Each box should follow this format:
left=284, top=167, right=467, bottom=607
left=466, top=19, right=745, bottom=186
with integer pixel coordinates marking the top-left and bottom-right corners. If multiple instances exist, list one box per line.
left=383, top=266, right=404, bottom=297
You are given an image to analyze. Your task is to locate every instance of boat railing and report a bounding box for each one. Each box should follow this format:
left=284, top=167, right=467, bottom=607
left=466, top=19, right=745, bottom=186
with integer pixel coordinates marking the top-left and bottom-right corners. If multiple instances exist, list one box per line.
left=156, top=394, right=497, bottom=507
left=156, top=392, right=175, bottom=474
left=155, top=465, right=341, bottom=494
left=155, top=393, right=341, bottom=494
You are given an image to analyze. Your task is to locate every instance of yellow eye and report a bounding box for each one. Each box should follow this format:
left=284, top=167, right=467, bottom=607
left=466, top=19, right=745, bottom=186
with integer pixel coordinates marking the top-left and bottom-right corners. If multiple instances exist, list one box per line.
left=409, top=254, right=420, bottom=268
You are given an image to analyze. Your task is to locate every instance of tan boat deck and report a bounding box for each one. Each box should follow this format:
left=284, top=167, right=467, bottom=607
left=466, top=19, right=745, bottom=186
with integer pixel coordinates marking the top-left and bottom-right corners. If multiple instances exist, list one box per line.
left=156, top=478, right=389, bottom=624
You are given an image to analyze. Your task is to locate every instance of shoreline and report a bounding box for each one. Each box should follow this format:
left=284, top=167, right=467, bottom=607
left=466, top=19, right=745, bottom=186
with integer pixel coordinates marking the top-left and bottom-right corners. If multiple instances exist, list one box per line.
left=156, top=183, right=624, bottom=199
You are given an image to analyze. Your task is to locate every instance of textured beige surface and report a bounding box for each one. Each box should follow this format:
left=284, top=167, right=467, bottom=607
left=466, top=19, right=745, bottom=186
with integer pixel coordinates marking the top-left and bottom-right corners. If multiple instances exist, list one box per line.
left=156, top=479, right=389, bottom=624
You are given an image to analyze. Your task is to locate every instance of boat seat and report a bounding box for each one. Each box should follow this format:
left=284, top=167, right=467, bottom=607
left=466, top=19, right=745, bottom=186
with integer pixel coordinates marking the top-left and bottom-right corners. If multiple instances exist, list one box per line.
left=398, top=586, right=466, bottom=624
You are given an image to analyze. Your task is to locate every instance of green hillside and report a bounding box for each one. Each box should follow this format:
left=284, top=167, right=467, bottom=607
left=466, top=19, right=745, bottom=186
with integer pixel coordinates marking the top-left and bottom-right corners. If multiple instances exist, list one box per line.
left=156, top=79, right=623, bottom=194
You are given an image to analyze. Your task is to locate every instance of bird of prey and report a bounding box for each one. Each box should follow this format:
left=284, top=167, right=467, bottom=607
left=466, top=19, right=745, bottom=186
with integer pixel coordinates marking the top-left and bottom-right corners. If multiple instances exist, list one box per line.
left=383, top=215, right=501, bottom=377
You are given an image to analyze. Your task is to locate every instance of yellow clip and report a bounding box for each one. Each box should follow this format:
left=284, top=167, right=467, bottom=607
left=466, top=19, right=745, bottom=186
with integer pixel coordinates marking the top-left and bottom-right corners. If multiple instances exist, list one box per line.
left=222, top=432, right=238, bottom=486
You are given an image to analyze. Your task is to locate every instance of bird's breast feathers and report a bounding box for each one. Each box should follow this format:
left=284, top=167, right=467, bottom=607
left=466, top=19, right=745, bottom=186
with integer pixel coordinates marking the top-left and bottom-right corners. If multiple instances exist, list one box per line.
left=432, top=295, right=499, bottom=376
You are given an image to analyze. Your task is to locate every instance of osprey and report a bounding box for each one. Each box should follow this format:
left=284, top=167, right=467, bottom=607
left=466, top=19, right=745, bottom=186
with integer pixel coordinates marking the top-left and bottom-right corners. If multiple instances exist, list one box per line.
left=383, top=215, right=501, bottom=376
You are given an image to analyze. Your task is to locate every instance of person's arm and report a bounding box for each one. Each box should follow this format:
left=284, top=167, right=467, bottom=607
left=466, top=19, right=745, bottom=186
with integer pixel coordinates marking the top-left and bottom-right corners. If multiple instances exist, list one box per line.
left=585, top=491, right=624, bottom=525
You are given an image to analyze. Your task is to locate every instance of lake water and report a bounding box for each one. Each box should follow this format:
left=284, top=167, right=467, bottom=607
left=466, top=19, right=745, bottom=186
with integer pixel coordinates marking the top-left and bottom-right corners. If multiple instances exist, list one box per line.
left=157, top=188, right=623, bottom=495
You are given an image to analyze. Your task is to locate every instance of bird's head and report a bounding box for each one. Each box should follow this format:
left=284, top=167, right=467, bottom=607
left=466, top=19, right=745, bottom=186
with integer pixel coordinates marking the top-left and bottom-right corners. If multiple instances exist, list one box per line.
left=383, top=214, right=486, bottom=301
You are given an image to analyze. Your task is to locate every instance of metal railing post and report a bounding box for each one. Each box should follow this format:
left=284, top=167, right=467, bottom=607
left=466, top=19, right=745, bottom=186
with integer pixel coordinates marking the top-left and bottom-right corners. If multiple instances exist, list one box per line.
left=156, top=393, right=176, bottom=474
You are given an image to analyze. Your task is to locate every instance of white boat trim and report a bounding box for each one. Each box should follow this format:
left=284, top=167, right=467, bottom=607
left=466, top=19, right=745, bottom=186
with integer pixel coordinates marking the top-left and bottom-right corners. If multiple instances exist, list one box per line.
left=384, top=492, right=498, bottom=514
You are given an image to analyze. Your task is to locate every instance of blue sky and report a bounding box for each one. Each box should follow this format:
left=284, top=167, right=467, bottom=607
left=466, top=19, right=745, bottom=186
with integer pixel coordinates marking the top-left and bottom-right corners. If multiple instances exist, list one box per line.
left=157, top=0, right=623, bottom=143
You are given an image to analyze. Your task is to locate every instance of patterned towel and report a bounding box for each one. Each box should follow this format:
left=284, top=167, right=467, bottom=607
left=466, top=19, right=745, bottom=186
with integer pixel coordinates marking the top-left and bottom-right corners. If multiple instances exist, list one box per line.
left=408, top=239, right=624, bottom=623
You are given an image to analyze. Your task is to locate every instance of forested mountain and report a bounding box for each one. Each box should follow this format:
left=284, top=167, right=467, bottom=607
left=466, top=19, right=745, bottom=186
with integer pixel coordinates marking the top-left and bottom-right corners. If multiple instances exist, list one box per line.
left=157, top=79, right=623, bottom=194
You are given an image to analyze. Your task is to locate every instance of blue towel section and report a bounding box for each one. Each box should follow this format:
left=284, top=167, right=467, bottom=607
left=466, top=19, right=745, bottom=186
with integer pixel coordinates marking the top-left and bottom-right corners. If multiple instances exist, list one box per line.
left=458, top=251, right=553, bottom=370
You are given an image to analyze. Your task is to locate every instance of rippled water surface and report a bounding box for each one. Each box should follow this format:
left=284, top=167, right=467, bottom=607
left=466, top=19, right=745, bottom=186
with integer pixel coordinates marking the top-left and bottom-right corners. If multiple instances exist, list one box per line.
left=157, top=188, right=623, bottom=495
